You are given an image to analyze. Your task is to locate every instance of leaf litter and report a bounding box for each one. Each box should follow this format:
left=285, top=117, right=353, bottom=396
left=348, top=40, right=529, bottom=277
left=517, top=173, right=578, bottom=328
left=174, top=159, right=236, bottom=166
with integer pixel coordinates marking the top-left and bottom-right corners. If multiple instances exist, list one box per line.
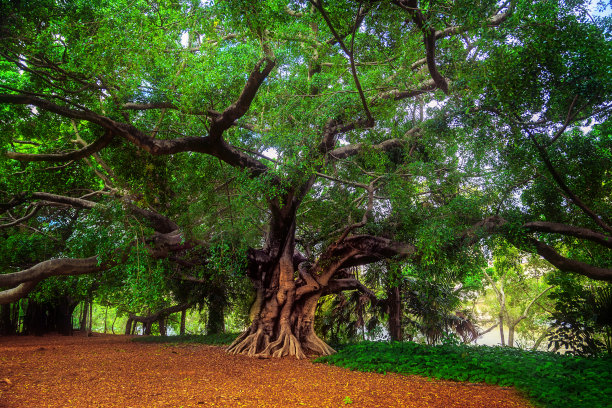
left=0, top=333, right=534, bottom=407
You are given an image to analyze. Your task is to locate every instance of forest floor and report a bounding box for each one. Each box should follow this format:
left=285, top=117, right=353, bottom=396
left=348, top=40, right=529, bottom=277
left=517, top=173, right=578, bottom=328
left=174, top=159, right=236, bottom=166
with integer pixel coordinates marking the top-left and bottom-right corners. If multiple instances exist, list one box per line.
left=0, top=332, right=535, bottom=408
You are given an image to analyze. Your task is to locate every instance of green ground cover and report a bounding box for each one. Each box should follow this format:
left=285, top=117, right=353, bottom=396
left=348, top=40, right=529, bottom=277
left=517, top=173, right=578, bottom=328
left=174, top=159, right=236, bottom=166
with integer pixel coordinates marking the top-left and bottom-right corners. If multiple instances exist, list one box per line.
left=315, top=341, right=612, bottom=408
left=131, top=333, right=240, bottom=346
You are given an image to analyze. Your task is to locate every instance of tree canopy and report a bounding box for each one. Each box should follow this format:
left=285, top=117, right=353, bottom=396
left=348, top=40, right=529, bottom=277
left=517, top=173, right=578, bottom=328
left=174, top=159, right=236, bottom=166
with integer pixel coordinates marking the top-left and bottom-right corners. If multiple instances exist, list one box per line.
left=0, top=0, right=610, bottom=357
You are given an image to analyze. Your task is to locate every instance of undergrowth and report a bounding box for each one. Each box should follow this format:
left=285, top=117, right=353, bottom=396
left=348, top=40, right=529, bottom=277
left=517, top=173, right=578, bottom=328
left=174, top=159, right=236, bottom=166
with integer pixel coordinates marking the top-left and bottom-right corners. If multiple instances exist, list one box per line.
left=315, top=341, right=612, bottom=408
left=131, top=333, right=239, bottom=345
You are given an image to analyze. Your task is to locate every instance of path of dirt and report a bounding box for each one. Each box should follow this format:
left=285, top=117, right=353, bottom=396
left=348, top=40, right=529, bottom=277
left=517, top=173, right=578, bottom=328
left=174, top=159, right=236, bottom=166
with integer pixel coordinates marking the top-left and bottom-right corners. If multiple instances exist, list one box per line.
left=0, top=333, right=534, bottom=408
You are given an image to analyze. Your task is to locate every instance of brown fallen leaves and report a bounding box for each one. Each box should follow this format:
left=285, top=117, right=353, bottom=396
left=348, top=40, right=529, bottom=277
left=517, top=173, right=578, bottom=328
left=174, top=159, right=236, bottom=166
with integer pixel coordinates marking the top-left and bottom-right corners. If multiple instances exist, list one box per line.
left=0, top=333, right=535, bottom=408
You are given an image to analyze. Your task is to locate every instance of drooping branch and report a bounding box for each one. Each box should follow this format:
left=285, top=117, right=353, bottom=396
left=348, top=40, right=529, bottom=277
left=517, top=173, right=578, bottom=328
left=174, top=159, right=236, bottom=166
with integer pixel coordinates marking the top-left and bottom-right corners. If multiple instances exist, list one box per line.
left=525, top=129, right=612, bottom=234
left=529, top=239, right=612, bottom=281
left=129, top=302, right=193, bottom=326
left=7, top=130, right=114, bottom=162
left=0, top=226, right=184, bottom=304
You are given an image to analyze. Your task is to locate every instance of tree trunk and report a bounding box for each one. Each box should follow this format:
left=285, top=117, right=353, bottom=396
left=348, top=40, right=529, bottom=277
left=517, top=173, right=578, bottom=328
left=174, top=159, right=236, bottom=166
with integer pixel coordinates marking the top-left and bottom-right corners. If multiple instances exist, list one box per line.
left=80, top=301, right=88, bottom=332
left=87, top=301, right=93, bottom=336
left=499, top=312, right=505, bottom=346
left=144, top=321, right=152, bottom=335
left=0, top=303, right=16, bottom=335
left=228, top=286, right=334, bottom=358
left=206, top=290, right=226, bottom=335
left=103, top=305, right=108, bottom=334
left=507, top=323, right=515, bottom=347
left=125, top=317, right=133, bottom=335
left=158, top=317, right=166, bottom=336
left=388, top=285, right=402, bottom=342
left=180, top=309, right=186, bottom=335
left=227, top=197, right=415, bottom=358
left=227, top=223, right=334, bottom=359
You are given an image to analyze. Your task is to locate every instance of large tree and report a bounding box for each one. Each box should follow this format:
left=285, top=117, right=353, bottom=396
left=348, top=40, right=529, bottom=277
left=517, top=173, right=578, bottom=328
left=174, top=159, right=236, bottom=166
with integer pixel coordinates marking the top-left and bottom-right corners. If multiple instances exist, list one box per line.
left=1, top=0, right=610, bottom=358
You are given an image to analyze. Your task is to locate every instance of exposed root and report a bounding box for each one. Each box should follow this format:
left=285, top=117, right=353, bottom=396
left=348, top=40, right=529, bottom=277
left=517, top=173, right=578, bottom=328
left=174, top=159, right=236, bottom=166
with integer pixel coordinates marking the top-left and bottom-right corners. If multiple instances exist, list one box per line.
left=228, top=326, right=307, bottom=359
left=227, top=328, right=270, bottom=357
left=302, top=332, right=336, bottom=356
left=260, top=326, right=306, bottom=359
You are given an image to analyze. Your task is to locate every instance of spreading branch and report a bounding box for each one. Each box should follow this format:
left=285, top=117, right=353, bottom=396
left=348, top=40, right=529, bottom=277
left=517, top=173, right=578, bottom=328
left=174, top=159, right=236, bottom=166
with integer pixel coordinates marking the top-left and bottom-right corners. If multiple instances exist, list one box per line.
left=7, top=130, right=115, bottom=162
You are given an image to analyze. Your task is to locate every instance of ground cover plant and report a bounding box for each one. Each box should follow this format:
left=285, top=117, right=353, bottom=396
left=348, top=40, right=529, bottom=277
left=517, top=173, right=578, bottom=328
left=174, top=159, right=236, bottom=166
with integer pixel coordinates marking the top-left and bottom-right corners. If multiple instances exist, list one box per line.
left=316, top=341, right=612, bottom=408
left=131, top=333, right=239, bottom=346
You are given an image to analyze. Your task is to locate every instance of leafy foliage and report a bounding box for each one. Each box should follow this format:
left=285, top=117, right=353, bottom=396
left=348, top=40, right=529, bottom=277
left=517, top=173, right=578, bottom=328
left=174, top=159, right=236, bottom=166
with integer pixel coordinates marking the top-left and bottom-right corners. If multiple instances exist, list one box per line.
left=316, top=341, right=612, bottom=408
left=547, top=273, right=612, bottom=356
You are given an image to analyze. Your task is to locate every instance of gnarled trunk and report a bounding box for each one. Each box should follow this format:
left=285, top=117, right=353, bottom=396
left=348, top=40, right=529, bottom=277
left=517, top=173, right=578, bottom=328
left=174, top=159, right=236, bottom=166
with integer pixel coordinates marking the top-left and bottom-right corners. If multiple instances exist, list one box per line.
left=227, top=284, right=334, bottom=358
left=228, top=194, right=416, bottom=358
left=227, top=210, right=334, bottom=359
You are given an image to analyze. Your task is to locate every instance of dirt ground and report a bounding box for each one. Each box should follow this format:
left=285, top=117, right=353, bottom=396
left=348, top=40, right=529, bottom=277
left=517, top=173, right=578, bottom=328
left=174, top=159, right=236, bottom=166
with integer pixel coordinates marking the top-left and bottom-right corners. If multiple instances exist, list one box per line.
left=0, top=333, right=535, bottom=408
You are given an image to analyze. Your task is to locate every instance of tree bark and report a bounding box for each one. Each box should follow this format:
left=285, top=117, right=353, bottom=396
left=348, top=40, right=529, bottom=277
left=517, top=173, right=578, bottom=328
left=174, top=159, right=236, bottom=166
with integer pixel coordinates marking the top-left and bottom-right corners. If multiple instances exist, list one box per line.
left=388, top=286, right=403, bottom=341
left=87, top=301, right=93, bottom=336
left=125, top=317, right=133, bottom=335
left=80, top=301, right=88, bottom=332
left=206, top=291, right=226, bottom=335
left=180, top=309, right=186, bottom=335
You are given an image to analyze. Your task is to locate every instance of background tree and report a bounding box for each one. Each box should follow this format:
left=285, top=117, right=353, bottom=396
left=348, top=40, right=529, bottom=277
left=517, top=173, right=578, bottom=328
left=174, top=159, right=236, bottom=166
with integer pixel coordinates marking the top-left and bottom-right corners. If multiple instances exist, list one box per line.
left=482, top=242, right=555, bottom=347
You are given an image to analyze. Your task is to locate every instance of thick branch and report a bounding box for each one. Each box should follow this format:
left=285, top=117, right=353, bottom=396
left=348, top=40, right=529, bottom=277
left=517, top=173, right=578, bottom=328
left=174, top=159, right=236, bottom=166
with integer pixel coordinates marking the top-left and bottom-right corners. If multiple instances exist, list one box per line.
left=0, top=281, right=40, bottom=305
left=523, top=221, right=612, bottom=249
left=329, top=138, right=405, bottom=160
left=324, top=277, right=378, bottom=303
left=309, top=0, right=373, bottom=123
left=31, top=192, right=98, bottom=209
left=1, top=59, right=275, bottom=176
left=529, top=239, right=612, bottom=281
left=0, top=94, right=116, bottom=127
left=373, top=79, right=437, bottom=103
left=7, top=130, right=114, bottom=162
left=329, top=235, right=417, bottom=272
left=392, top=0, right=448, bottom=93
left=0, top=257, right=100, bottom=288
left=122, top=102, right=177, bottom=110
left=210, top=58, right=276, bottom=138
left=434, top=6, right=513, bottom=39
